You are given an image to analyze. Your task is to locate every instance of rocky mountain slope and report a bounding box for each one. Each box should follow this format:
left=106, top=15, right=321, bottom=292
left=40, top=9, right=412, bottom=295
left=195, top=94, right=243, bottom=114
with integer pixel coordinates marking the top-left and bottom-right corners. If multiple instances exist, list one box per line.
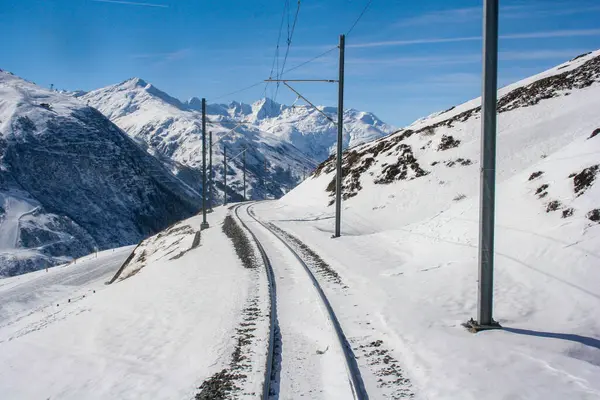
left=287, top=50, right=600, bottom=229
left=81, top=80, right=391, bottom=202
left=0, top=71, right=202, bottom=276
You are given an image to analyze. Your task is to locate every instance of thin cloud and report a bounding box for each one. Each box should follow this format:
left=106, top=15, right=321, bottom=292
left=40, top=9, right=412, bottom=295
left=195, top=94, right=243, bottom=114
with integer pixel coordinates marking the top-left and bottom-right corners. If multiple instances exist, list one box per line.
left=347, top=54, right=480, bottom=67
left=500, top=49, right=589, bottom=61
left=91, top=0, right=168, bottom=8
left=503, top=3, right=600, bottom=18
left=395, top=7, right=480, bottom=27
left=130, top=48, right=191, bottom=68
left=349, top=29, right=600, bottom=49
left=347, top=50, right=584, bottom=68
left=348, top=36, right=480, bottom=49
left=131, top=48, right=191, bottom=61
left=395, top=3, right=600, bottom=26
left=502, top=29, right=600, bottom=39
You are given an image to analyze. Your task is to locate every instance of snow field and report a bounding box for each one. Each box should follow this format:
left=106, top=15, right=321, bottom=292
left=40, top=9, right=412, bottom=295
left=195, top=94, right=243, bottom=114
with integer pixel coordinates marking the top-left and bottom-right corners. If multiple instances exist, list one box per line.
left=250, top=172, right=600, bottom=399
left=246, top=51, right=600, bottom=396
left=0, top=208, right=267, bottom=400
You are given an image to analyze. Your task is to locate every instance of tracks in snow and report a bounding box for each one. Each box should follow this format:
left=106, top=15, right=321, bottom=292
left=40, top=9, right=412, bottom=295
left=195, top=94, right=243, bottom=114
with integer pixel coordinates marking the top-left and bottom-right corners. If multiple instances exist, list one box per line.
left=234, top=203, right=368, bottom=400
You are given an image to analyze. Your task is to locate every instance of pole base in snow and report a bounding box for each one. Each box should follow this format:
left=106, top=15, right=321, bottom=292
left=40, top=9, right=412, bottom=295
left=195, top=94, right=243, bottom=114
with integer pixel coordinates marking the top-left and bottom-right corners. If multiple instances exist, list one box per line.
left=462, top=318, right=501, bottom=333
left=191, top=231, right=202, bottom=249
left=200, top=222, right=210, bottom=230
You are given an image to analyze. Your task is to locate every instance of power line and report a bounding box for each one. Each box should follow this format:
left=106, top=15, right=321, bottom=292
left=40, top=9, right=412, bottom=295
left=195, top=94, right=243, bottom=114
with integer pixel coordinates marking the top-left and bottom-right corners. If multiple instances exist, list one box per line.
left=208, top=81, right=265, bottom=103
left=279, top=0, right=301, bottom=78
left=211, top=1, right=362, bottom=105
left=275, top=0, right=301, bottom=100
left=282, top=46, right=338, bottom=75
left=263, top=0, right=292, bottom=101
left=346, top=0, right=374, bottom=36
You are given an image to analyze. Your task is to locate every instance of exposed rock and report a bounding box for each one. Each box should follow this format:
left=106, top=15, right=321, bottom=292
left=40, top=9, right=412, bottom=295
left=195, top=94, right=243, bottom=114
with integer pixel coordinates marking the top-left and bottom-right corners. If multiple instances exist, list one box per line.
left=586, top=209, right=600, bottom=222
left=546, top=200, right=562, bottom=212
left=535, top=184, right=549, bottom=198
left=572, top=165, right=599, bottom=197
left=528, top=171, right=544, bottom=181
left=374, top=145, right=429, bottom=184
left=497, top=54, right=600, bottom=113
left=437, top=135, right=461, bottom=151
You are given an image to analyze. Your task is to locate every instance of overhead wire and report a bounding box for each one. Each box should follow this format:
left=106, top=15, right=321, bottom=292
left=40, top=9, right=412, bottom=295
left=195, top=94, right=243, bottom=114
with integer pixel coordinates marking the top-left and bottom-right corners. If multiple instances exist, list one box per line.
left=346, top=0, right=374, bottom=36
left=204, top=0, right=376, bottom=197
left=265, top=0, right=290, bottom=100
left=274, top=0, right=373, bottom=79
left=274, top=0, right=301, bottom=101
left=208, top=0, right=371, bottom=107
left=279, top=0, right=301, bottom=78
left=282, top=46, right=338, bottom=75
left=208, top=81, right=265, bottom=103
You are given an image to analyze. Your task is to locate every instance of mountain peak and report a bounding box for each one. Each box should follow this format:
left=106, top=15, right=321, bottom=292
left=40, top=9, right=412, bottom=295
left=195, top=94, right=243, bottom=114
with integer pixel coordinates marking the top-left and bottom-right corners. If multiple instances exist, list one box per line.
left=125, top=77, right=148, bottom=88
left=115, top=78, right=186, bottom=110
left=185, top=96, right=203, bottom=111
left=252, top=97, right=284, bottom=120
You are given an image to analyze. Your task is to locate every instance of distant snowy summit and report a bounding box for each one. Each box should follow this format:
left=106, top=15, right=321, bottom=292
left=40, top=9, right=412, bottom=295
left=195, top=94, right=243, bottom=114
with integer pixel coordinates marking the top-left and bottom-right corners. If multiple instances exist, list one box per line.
left=198, top=96, right=394, bottom=161
left=80, top=78, right=393, bottom=202
left=82, top=77, right=393, bottom=162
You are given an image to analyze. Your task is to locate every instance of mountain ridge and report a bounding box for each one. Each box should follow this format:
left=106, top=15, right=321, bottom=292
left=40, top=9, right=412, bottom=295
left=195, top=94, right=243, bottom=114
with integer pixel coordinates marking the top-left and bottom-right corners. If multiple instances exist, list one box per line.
left=80, top=79, right=392, bottom=201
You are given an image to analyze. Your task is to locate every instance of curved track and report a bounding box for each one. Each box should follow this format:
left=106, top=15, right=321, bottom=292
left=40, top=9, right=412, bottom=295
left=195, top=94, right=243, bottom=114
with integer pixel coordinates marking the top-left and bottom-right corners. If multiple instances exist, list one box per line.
left=234, top=202, right=368, bottom=400
left=234, top=204, right=278, bottom=400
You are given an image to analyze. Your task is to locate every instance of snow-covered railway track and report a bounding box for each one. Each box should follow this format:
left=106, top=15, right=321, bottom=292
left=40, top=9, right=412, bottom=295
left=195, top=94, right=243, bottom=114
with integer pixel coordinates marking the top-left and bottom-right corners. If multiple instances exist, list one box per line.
left=233, top=204, right=278, bottom=400
left=235, top=202, right=368, bottom=400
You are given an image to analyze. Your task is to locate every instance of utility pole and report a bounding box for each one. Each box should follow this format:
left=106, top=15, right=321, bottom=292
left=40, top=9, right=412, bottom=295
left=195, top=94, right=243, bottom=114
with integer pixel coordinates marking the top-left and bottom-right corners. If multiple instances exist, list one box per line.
left=466, top=0, right=500, bottom=332
left=201, top=98, right=209, bottom=230
left=287, top=164, right=291, bottom=193
left=223, top=145, right=227, bottom=205
left=264, top=34, right=344, bottom=229
left=243, top=147, right=247, bottom=201
left=264, top=158, right=268, bottom=200
left=334, top=34, right=345, bottom=238
left=209, top=131, right=213, bottom=211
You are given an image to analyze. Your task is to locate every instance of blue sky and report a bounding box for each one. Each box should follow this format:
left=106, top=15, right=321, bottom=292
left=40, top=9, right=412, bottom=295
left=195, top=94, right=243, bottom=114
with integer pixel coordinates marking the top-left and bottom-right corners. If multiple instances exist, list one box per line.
left=2, top=0, right=600, bottom=126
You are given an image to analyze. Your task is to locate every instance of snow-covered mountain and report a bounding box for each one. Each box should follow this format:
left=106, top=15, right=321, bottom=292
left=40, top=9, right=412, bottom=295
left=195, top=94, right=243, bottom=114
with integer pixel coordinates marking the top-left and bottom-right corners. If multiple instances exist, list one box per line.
left=81, top=79, right=317, bottom=201
left=0, top=70, right=202, bottom=276
left=290, top=50, right=600, bottom=225
left=80, top=79, right=391, bottom=202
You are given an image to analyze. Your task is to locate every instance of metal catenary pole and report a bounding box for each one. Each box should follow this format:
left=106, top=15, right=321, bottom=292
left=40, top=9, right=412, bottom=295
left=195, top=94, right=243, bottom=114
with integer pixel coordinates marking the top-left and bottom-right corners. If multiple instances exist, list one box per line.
left=223, top=145, right=227, bottom=205
left=475, top=0, right=499, bottom=328
left=243, top=147, right=246, bottom=201
left=334, top=34, right=345, bottom=238
left=209, top=130, right=213, bottom=211
left=201, top=98, right=209, bottom=229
